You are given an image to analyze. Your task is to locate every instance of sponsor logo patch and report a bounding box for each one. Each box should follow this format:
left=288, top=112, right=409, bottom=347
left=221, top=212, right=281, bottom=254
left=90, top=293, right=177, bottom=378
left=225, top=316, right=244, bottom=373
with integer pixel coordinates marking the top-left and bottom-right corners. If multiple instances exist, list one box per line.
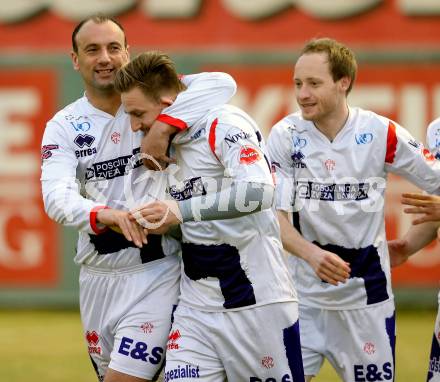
left=168, top=177, right=207, bottom=201
left=297, top=181, right=370, bottom=201
left=86, top=330, right=102, bottom=355
left=41, top=144, right=59, bottom=160
left=291, top=151, right=306, bottom=168
left=167, top=329, right=181, bottom=350
left=423, top=147, right=435, bottom=162
left=164, top=364, right=200, bottom=381
left=355, top=133, right=373, bottom=145
left=74, top=134, right=95, bottom=148
left=239, top=145, right=261, bottom=164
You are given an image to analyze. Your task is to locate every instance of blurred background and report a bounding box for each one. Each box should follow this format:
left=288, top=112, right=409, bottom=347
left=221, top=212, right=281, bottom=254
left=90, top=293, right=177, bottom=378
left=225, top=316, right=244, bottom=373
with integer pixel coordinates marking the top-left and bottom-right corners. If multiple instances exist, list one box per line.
left=0, top=1, right=439, bottom=380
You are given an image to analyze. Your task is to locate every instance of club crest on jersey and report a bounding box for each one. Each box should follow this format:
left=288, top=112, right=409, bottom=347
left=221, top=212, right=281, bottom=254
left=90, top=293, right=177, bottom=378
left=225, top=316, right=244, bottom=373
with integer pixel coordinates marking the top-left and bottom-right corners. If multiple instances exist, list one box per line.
left=291, top=151, right=306, bottom=168
left=74, top=134, right=95, bottom=148
left=324, top=159, right=336, bottom=171
left=355, top=133, right=373, bottom=145
left=111, top=132, right=121, bottom=144
left=167, top=329, right=181, bottom=350
left=363, top=342, right=376, bottom=355
left=141, top=322, right=154, bottom=334
left=86, top=330, right=102, bottom=355
left=41, top=144, right=59, bottom=160
left=261, top=356, right=275, bottom=369
left=239, top=145, right=261, bottom=164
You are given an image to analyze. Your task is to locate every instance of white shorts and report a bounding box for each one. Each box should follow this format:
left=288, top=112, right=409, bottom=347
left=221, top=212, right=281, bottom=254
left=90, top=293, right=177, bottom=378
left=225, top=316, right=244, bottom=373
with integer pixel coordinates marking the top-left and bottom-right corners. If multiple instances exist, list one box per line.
left=164, top=302, right=304, bottom=382
left=299, top=300, right=395, bottom=382
left=79, top=256, right=180, bottom=381
left=427, top=298, right=440, bottom=381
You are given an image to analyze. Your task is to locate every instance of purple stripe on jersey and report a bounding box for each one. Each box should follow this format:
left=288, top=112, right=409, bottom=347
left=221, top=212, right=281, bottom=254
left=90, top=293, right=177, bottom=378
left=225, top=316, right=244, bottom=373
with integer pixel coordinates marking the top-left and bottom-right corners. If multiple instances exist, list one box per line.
left=427, top=329, right=440, bottom=380
left=313, top=242, right=389, bottom=305
left=88, top=230, right=165, bottom=263
left=283, top=320, right=305, bottom=382
left=385, top=311, right=396, bottom=381
left=181, top=242, right=256, bottom=309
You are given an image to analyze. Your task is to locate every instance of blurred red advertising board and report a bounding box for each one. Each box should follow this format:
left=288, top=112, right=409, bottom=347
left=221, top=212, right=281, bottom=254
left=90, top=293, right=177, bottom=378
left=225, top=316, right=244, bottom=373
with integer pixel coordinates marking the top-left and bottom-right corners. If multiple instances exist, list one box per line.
left=1, top=0, right=440, bottom=51
left=0, top=71, right=58, bottom=287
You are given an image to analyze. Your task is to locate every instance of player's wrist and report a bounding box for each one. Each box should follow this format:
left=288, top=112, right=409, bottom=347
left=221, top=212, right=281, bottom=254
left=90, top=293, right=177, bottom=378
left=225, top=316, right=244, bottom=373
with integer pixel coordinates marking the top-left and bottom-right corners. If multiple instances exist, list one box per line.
left=90, top=206, right=110, bottom=234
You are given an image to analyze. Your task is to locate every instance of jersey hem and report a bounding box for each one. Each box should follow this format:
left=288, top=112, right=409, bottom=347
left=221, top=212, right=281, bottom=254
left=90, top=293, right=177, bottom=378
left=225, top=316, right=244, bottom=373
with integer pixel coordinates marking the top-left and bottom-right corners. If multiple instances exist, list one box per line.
left=298, top=295, right=394, bottom=311
left=80, top=255, right=179, bottom=275
left=178, top=297, right=297, bottom=313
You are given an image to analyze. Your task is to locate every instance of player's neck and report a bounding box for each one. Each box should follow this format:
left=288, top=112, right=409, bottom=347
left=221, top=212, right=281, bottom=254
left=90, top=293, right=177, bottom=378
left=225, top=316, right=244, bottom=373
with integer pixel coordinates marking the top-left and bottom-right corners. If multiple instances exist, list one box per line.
left=314, top=103, right=349, bottom=142
left=85, top=89, right=121, bottom=116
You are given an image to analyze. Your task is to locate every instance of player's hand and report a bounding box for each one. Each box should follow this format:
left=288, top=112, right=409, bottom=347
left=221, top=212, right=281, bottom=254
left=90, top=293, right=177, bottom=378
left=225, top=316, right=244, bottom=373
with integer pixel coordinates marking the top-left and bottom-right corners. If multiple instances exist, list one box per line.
left=141, top=121, right=178, bottom=170
left=402, top=192, right=440, bottom=225
left=129, top=200, right=182, bottom=232
left=306, top=248, right=351, bottom=286
left=388, top=238, right=411, bottom=267
left=96, top=208, right=148, bottom=248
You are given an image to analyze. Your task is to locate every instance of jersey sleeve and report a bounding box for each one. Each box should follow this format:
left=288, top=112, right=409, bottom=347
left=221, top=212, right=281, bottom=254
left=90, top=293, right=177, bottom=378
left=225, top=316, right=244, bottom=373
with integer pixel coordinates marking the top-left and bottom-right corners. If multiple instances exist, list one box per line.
left=267, top=121, right=295, bottom=211
left=385, top=120, right=440, bottom=195
left=41, top=120, right=105, bottom=234
left=426, top=118, right=440, bottom=159
left=156, top=72, right=237, bottom=131
left=206, top=116, right=273, bottom=186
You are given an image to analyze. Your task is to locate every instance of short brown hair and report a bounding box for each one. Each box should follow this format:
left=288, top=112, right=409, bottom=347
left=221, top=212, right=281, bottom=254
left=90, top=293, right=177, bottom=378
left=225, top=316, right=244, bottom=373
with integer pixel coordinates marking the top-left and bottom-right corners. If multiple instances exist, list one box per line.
left=72, top=14, right=126, bottom=53
left=301, top=38, right=357, bottom=94
left=114, top=51, right=185, bottom=101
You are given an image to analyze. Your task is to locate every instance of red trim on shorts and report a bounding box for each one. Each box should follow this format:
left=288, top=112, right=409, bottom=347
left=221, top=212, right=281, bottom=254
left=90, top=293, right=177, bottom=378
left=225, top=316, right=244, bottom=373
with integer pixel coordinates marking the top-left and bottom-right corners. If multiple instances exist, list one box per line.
left=385, top=121, right=398, bottom=164
left=209, top=118, right=219, bottom=161
left=90, top=206, right=109, bottom=234
left=156, top=114, right=188, bottom=131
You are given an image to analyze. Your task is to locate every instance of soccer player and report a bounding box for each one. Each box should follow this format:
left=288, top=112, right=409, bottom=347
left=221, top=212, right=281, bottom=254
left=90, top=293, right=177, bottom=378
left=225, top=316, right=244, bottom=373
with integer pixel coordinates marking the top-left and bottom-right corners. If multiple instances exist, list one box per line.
left=114, top=51, right=305, bottom=382
left=266, top=37, right=440, bottom=381
left=40, top=15, right=237, bottom=382
left=389, top=117, right=440, bottom=382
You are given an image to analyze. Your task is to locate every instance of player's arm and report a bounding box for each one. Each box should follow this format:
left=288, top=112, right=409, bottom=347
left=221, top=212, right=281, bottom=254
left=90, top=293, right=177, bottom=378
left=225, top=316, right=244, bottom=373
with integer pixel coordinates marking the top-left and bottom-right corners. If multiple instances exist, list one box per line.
left=141, top=72, right=237, bottom=170
left=41, top=121, right=147, bottom=247
left=384, top=121, right=440, bottom=194
left=389, top=192, right=440, bottom=266
left=267, top=122, right=350, bottom=285
left=388, top=218, right=439, bottom=267
left=130, top=181, right=274, bottom=230
left=277, top=210, right=350, bottom=285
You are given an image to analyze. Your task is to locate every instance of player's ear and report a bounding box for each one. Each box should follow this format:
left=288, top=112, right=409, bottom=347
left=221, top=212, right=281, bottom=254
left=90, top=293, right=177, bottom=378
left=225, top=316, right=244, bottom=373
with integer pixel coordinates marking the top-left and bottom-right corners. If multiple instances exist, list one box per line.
left=160, top=96, right=174, bottom=107
left=339, top=76, right=351, bottom=93
left=71, top=51, right=80, bottom=71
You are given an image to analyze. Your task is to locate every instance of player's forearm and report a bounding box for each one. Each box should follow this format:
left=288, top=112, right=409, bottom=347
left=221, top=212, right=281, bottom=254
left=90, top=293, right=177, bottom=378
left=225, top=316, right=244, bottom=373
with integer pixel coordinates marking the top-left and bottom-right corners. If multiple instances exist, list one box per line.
left=277, top=210, right=319, bottom=261
left=400, top=220, right=439, bottom=255
left=178, top=182, right=274, bottom=222
left=42, top=177, right=106, bottom=234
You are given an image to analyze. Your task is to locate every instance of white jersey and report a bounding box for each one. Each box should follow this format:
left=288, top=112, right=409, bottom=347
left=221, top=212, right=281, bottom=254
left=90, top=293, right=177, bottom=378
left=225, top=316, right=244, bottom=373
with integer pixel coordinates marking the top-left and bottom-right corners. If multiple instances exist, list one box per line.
left=427, top=117, right=440, bottom=159
left=41, top=72, right=236, bottom=270
left=168, top=104, right=297, bottom=312
left=268, top=107, right=440, bottom=310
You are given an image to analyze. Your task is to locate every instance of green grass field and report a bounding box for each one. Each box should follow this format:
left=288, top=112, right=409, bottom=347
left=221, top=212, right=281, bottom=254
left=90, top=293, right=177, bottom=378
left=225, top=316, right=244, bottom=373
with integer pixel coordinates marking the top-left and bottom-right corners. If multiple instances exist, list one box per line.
left=0, top=309, right=435, bottom=381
